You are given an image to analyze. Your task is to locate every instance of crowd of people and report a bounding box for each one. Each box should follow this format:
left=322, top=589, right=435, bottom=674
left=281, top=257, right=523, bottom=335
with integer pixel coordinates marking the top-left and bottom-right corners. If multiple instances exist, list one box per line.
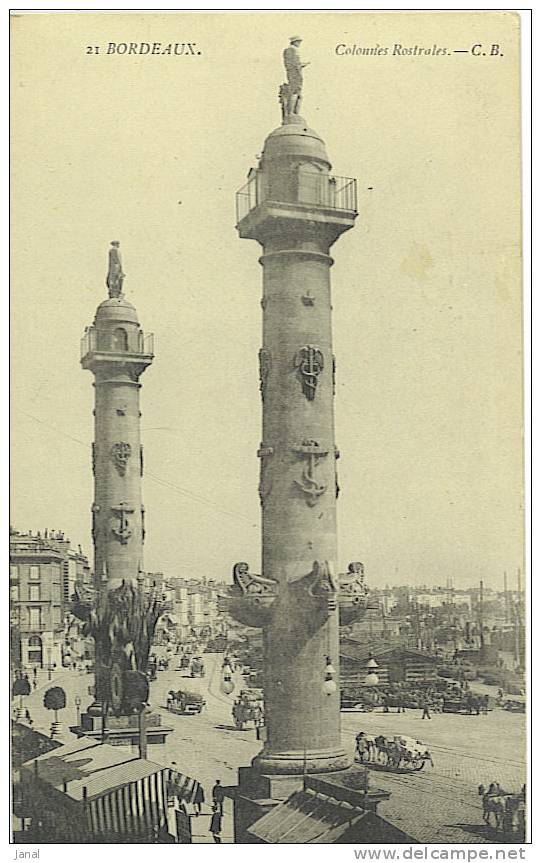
left=345, top=678, right=492, bottom=717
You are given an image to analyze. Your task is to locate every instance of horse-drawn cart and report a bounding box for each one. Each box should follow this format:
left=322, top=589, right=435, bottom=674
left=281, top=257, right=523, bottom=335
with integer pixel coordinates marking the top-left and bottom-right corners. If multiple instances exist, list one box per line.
left=232, top=689, right=264, bottom=730
left=355, top=732, right=433, bottom=771
left=166, top=689, right=205, bottom=715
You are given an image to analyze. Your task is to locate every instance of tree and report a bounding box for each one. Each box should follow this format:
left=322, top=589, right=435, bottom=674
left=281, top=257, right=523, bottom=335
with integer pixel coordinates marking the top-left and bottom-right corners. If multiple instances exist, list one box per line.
left=12, top=677, right=31, bottom=710
left=43, top=686, right=66, bottom=722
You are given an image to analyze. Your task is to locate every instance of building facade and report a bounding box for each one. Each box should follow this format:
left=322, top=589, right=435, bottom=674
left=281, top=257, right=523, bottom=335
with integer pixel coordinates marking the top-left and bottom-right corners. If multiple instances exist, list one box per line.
left=10, top=528, right=91, bottom=670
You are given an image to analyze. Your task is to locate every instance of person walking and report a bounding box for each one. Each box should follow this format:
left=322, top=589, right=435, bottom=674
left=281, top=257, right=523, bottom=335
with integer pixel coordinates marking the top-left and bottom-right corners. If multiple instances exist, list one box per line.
left=210, top=804, right=222, bottom=843
left=421, top=698, right=431, bottom=720
left=212, top=779, right=224, bottom=814
left=193, top=783, right=205, bottom=816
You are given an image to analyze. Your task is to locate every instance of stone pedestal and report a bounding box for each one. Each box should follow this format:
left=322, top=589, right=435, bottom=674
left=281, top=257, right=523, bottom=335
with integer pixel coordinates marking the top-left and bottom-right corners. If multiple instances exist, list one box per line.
left=70, top=709, right=172, bottom=746
left=226, top=764, right=390, bottom=844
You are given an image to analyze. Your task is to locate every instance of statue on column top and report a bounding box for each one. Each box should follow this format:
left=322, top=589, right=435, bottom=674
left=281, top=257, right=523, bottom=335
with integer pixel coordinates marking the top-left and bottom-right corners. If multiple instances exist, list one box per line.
left=280, top=36, right=310, bottom=121
left=107, top=241, right=125, bottom=298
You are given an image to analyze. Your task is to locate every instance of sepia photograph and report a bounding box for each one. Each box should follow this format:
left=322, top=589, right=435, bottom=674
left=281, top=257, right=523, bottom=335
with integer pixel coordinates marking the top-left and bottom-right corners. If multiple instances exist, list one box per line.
left=9, top=8, right=528, bottom=848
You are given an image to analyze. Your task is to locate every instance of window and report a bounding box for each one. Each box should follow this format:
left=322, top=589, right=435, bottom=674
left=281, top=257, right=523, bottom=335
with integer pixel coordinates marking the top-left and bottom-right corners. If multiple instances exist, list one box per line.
left=29, top=584, right=40, bottom=601
left=29, top=607, right=42, bottom=629
left=29, top=565, right=40, bottom=580
left=10, top=584, right=19, bottom=601
left=51, top=582, right=61, bottom=603
left=28, top=635, right=42, bottom=665
left=112, top=327, right=128, bottom=351
left=10, top=565, right=18, bottom=579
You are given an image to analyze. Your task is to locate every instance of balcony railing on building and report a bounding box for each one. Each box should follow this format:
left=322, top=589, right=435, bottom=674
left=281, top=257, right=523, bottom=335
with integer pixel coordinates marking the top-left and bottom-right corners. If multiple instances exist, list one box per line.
left=236, top=170, right=358, bottom=224
left=80, top=327, right=154, bottom=359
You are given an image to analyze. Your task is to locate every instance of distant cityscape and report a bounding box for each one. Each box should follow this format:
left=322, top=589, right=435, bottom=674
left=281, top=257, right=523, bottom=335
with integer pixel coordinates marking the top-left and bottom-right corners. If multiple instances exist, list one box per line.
left=10, top=524, right=525, bottom=688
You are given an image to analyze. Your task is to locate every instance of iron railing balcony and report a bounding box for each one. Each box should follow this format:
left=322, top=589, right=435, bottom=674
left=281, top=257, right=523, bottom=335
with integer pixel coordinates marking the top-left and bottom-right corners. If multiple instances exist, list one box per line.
left=236, top=172, right=358, bottom=224
left=80, top=326, right=154, bottom=360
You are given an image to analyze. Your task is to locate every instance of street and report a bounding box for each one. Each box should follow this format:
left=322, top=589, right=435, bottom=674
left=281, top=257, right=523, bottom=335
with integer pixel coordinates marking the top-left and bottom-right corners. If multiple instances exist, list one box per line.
left=19, top=656, right=526, bottom=844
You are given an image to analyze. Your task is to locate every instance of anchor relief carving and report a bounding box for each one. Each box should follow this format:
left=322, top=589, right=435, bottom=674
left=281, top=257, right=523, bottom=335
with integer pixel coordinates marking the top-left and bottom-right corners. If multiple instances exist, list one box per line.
left=111, top=502, right=134, bottom=545
left=293, top=439, right=328, bottom=506
left=294, top=345, right=324, bottom=400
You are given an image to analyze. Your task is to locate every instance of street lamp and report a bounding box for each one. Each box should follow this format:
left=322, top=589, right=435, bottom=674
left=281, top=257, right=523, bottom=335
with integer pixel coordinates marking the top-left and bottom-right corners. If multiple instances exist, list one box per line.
left=364, top=656, right=379, bottom=687
left=74, top=694, right=82, bottom=725
left=322, top=656, right=337, bottom=695
left=220, top=658, right=235, bottom=695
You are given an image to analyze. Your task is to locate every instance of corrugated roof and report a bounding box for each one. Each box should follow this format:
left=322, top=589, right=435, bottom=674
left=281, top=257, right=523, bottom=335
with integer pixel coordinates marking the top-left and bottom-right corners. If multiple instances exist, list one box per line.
left=340, top=641, right=441, bottom=665
left=22, top=739, right=164, bottom=801
left=72, top=758, right=164, bottom=800
left=247, top=789, right=367, bottom=844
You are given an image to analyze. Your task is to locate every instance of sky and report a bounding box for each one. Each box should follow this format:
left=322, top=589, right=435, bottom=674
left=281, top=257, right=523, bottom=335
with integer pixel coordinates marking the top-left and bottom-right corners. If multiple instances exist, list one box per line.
left=10, top=11, right=523, bottom=590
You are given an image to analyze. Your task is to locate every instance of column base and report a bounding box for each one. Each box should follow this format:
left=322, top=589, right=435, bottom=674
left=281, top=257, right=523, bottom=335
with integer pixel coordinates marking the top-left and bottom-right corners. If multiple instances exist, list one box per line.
left=253, top=745, right=350, bottom=775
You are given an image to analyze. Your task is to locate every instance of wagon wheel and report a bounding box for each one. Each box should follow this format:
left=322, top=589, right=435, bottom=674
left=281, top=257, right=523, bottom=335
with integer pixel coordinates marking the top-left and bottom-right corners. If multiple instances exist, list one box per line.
left=412, top=757, right=426, bottom=771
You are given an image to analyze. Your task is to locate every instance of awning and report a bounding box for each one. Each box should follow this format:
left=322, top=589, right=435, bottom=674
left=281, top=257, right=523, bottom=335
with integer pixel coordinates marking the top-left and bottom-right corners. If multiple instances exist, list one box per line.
left=165, top=767, right=203, bottom=804
left=247, top=788, right=369, bottom=843
left=19, top=738, right=171, bottom=842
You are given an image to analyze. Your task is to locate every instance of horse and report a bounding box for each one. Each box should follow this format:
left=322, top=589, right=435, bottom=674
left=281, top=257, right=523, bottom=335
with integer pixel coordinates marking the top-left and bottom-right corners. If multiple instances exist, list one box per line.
left=374, top=734, right=388, bottom=764
left=478, top=785, right=509, bottom=830
left=355, top=732, right=372, bottom=763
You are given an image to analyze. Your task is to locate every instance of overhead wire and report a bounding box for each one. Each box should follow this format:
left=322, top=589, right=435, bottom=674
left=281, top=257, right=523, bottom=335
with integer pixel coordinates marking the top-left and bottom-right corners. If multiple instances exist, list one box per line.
left=14, top=408, right=258, bottom=530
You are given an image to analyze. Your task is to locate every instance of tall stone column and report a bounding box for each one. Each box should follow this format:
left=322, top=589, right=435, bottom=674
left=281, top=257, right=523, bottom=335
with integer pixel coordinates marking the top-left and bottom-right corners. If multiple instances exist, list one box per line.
left=255, top=133, right=348, bottom=773
left=87, top=296, right=149, bottom=594
left=73, top=245, right=170, bottom=744
left=223, top=110, right=370, bottom=790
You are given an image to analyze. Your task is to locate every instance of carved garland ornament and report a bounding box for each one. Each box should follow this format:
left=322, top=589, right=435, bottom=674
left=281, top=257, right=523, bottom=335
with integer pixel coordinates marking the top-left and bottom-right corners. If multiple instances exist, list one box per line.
left=91, top=503, right=100, bottom=544
left=111, top=442, right=132, bottom=476
left=258, top=349, right=272, bottom=402
left=257, top=445, right=274, bottom=507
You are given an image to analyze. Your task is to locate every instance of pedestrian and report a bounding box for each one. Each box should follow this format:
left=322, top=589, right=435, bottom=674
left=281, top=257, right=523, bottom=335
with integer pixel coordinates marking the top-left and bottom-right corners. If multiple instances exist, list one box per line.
left=25, top=708, right=33, bottom=726
left=212, top=779, right=224, bottom=814
left=421, top=699, right=431, bottom=720
left=210, top=804, right=222, bottom=843
left=194, top=783, right=205, bottom=816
